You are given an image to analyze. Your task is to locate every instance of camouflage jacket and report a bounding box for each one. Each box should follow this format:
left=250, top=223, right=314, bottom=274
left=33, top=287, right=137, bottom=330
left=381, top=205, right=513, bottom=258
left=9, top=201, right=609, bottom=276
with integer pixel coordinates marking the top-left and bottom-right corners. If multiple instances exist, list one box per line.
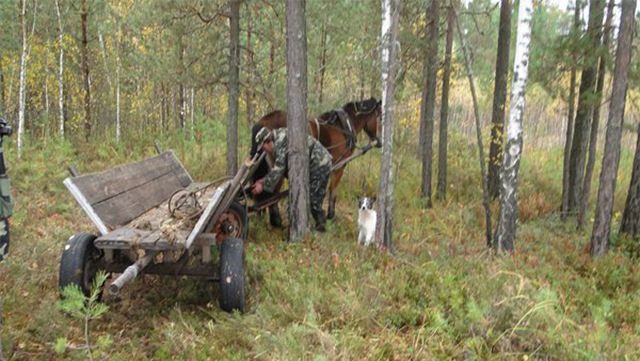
left=263, top=129, right=332, bottom=193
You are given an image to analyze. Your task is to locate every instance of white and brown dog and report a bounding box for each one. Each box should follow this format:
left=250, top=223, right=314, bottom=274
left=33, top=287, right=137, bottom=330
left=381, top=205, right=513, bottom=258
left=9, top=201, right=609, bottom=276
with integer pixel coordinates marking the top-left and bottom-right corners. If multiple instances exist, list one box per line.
left=357, top=197, right=377, bottom=246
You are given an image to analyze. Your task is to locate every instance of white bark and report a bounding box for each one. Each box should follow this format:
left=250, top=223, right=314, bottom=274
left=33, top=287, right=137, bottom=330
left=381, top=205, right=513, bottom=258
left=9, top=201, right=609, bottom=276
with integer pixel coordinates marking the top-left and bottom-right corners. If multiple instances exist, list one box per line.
left=190, top=87, right=195, bottom=141
left=116, top=55, right=120, bottom=142
left=495, top=0, right=533, bottom=253
left=376, top=0, right=398, bottom=250
left=55, top=0, right=64, bottom=138
left=17, top=0, right=28, bottom=157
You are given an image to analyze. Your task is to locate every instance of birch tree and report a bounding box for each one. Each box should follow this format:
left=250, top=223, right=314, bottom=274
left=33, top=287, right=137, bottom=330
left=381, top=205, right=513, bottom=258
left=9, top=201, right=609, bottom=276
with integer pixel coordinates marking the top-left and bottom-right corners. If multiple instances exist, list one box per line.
left=286, top=0, right=309, bottom=242
left=55, top=0, right=64, bottom=138
left=494, top=0, right=533, bottom=253
left=17, top=0, right=28, bottom=157
left=376, top=0, right=399, bottom=250
left=590, top=0, right=636, bottom=257
left=80, top=0, right=91, bottom=141
left=227, top=0, right=240, bottom=176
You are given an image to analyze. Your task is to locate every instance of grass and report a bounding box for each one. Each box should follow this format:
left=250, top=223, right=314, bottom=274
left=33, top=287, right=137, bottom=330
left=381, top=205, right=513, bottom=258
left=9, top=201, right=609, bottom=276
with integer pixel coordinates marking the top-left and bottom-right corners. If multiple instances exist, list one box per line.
left=1, top=126, right=639, bottom=360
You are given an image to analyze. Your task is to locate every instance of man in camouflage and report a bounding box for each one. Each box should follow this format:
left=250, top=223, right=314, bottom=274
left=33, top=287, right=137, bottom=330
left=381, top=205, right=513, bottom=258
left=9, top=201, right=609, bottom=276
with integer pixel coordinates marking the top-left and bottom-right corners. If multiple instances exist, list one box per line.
left=252, top=127, right=332, bottom=232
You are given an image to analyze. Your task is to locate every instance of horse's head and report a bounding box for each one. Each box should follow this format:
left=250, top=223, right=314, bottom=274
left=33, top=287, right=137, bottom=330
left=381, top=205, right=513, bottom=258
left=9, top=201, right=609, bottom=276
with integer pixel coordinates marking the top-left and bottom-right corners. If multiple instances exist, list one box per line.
left=346, top=97, right=382, bottom=148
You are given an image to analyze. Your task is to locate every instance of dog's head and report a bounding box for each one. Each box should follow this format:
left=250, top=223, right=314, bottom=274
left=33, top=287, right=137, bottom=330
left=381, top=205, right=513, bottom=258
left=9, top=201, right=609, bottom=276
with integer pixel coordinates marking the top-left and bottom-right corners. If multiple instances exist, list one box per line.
left=358, top=197, right=375, bottom=211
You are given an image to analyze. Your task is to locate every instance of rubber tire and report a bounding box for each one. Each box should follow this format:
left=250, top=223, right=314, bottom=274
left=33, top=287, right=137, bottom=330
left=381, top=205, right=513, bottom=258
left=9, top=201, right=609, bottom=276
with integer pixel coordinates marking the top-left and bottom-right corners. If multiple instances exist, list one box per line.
left=221, top=201, right=249, bottom=240
left=59, top=233, right=102, bottom=297
left=219, top=237, right=245, bottom=313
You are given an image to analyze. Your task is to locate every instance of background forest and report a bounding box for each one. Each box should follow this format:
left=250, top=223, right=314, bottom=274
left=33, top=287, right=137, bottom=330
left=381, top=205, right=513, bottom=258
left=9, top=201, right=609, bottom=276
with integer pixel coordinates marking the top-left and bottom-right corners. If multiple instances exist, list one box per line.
left=1, top=0, right=640, bottom=359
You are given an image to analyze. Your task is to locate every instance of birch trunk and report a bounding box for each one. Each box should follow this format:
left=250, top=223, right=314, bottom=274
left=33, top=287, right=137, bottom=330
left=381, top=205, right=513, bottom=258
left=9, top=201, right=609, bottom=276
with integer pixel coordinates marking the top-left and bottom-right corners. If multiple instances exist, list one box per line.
left=55, top=0, right=64, bottom=138
left=375, top=0, right=399, bottom=250
left=17, top=0, right=28, bottom=157
left=286, top=0, right=309, bottom=242
left=494, top=0, right=533, bottom=253
left=456, top=13, right=492, bottom=247
left=227, top=0, right=240, bottom=176
left=591, top=0, right=636, bottom=257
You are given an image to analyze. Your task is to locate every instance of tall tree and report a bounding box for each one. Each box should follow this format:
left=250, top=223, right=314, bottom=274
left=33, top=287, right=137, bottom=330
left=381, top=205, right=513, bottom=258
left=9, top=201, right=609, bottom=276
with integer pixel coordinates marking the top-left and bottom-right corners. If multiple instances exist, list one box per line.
left=620, top=124, right=640, bottom=239
left=436, top=1, right=455, bottom=200
left=376, top=0, right=399, bottom=250
left=487, top=0, right=512, bottom=199
left=590, top=0, right=636, bottom=257
left=286, top=0, right=309, bottom=242
left=456, top=11, right=492, bottom=247
left=245, top=3, right=254, bottom=126
left=561, top=0, right=582, bottom=218
left=80, top=0, right=91, bottom=141
left=17, top=0, right=28, bottom=157
left=420, top=0, right=440, bottom=207
left=567, top=0, right=605, bottom=214
left=494, top=0, right=533, bottom=253
left=227, top=0, right=240, bottom=176
left=55, top=0, right=64, bottom=139
left=578, top=0, right=615, bottom=228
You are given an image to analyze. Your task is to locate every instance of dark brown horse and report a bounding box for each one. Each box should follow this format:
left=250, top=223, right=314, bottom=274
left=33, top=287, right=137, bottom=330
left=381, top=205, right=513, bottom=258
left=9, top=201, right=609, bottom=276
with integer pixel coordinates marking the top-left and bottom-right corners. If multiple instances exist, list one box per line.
left=251, top=98, right=381, bottom=221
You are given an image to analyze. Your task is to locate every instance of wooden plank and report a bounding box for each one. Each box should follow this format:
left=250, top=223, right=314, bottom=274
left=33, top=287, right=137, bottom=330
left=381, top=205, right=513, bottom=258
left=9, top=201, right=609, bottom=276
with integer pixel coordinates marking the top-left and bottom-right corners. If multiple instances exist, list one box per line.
left=64, top=178, right=110, bottom=235
left=185, top=183, right=229, bottom=250
left=95, top=227, right=151, bottom=249
left=93, top=171, right=185, bottom=227
left=73, top=151, right=192, bottom=205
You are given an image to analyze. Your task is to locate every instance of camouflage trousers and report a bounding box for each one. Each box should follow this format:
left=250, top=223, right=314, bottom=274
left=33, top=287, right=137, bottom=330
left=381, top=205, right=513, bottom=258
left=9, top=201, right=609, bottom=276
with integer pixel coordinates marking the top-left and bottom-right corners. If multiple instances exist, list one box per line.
left=310, top=162, right=331, bottom=225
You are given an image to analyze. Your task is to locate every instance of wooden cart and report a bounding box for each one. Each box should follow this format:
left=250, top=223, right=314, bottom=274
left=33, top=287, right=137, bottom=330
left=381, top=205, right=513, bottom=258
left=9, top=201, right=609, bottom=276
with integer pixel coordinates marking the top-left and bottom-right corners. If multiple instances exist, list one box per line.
left=59, top=150, right=265, bottom=312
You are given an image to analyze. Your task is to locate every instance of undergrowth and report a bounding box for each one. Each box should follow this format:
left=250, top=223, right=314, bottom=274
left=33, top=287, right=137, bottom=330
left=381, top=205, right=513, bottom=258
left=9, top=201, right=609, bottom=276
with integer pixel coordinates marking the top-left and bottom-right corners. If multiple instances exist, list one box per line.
left=0, top=125, right=638, bottom=360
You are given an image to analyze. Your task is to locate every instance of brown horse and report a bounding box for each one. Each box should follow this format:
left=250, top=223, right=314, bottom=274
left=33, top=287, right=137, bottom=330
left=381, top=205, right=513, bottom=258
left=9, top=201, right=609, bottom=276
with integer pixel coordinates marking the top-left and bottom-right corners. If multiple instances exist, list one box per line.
left=252, top=98, right=381, bottom=220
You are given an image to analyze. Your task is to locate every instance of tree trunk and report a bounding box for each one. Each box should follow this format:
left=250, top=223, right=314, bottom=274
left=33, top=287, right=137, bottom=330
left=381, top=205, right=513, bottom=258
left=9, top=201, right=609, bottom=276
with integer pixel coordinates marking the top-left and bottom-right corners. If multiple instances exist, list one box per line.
left=80, top=0, right=91, bottom=141
left=115, top=43, right=121, bottom=142
left=494, top=0, right=533, bottom=253
left=456, top=12, right=492, bottom=247
left=317, top=21, right=327, bottom=107
left=590, top=0, right=636, bottom=257
left=227, top=0, right=240, bottom=176
left=620, top=124, right=640, bottom=239
left=436, top=2, right=455, bottom=200
left=0, top=59, right=4, bottom=115
left=487, top=0, right=512, bottom=199
left=567, top=0, right=605, bottom=214
left=245, top=4, right=254, bottom=125
left=55, top=0, right=65, bottom=139
left=420, top=0, right=440, bottom=206
left=376, top=0, right=399, bottom=251
left=178, top=37, right=186, bottom=130
left=44, top=41, right=50, bottom=140
left=578, top=0, right=615, bottom=228
left=561, top=0, right=581, bottom=218
left=17, top=0, right=28, bottom=157
left=286, top=0, right=309, bottom=242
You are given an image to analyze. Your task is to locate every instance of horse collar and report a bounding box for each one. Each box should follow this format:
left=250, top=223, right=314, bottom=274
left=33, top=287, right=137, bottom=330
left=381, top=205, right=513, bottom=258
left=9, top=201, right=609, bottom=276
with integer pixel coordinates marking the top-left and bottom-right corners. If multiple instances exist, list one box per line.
left=335, top=108, right=356, bottom=150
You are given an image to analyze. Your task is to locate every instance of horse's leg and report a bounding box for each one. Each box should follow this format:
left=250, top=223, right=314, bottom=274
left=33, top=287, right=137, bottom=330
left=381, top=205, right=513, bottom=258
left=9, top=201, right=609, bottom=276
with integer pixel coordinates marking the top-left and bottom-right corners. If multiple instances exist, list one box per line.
left=327, top=168, right=345, bottom=220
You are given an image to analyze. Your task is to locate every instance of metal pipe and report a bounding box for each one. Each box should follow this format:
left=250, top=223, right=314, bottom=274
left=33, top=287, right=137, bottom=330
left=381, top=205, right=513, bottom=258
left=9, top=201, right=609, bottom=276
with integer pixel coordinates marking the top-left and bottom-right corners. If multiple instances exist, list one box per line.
left=109, top=252, right=156, bottom=295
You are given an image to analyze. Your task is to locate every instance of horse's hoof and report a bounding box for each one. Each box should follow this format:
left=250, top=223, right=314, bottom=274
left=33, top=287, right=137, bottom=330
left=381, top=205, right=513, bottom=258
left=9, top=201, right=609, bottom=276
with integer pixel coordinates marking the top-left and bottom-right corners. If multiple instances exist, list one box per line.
left=270, top=214, right=283, bottom=228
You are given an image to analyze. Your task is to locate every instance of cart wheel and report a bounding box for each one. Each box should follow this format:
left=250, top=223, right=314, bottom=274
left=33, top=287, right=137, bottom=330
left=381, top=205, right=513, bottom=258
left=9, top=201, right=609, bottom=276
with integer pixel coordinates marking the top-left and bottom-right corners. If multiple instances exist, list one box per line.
left=216, top=201, right=248, bottom=242
left=59, top=233, right=104, bottom=297
left=219, top=237, right=245, bottom=313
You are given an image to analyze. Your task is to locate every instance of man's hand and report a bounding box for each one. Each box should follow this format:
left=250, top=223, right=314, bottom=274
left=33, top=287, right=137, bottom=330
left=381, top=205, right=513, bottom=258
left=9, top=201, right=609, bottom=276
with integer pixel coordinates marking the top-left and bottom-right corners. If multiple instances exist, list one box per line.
left=252, top=179, right=265, bottom=195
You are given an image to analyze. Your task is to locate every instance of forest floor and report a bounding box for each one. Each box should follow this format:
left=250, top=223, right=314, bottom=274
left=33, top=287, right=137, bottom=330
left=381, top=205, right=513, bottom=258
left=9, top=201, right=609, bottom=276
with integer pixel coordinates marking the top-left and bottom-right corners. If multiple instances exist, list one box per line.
left=1, top=131, right=639, bottom=360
